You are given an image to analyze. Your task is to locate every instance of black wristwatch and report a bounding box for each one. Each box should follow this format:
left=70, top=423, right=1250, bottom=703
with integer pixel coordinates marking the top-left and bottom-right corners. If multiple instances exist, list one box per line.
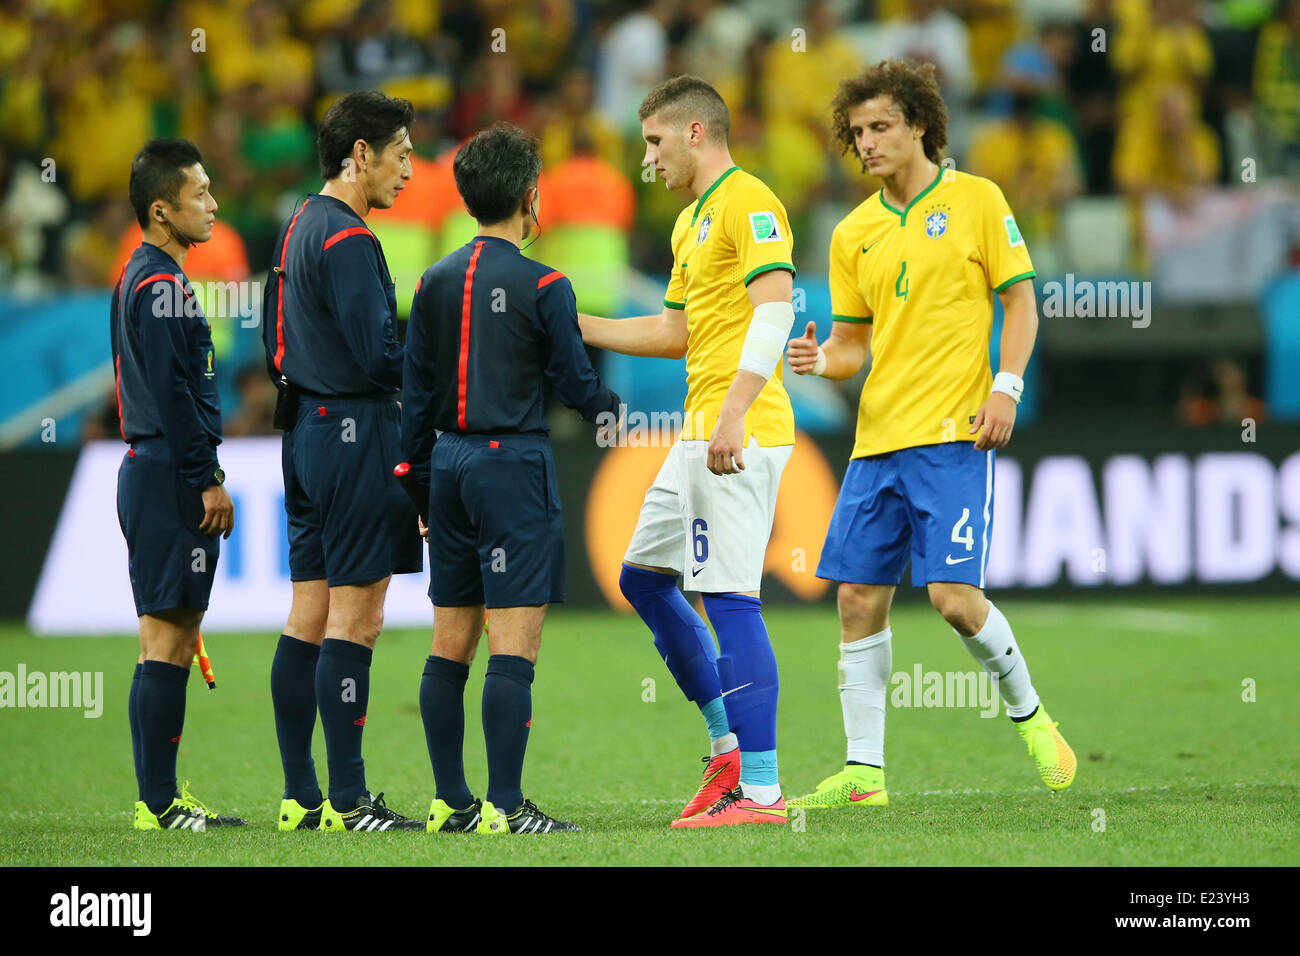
left=210, top=467, right=226, bottom=487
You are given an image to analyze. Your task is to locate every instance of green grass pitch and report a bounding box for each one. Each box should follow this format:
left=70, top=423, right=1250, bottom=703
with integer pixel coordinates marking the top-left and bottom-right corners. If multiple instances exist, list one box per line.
left=1, top=596, right=1297, bottom=866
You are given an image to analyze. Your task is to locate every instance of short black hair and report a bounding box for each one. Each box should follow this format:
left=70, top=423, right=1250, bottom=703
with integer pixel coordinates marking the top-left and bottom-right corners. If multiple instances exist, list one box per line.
left=128, top=139, right=203, bottom=229
left=317, top=91, right=415, bottom=180
left=452, top=124, right=541, bottom=225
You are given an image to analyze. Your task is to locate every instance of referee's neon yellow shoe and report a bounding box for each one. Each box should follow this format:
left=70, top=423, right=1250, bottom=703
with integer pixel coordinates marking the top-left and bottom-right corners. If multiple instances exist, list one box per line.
left=476, top=800, right=510, bottom=835
left=133, top=799, right=207, bottom=831
left=787, top=765, right=888, bottom=809
left=1016, top=706, right=1076, bottom=791
left=428, top=796, right=483, bottom=833
left=278, top=798, right=323, bottom=831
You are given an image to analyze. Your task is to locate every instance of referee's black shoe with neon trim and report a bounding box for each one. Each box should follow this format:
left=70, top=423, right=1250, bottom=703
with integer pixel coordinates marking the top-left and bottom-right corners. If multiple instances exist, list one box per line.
left=134, top=799, right=208, bottom=831
left=477, top=798, right=581, bottom=834
left=320, top=791, right=424, bottom=832
left=177, top=781, right=247, bottom=826
left=134, top=781, right=247, bottom=830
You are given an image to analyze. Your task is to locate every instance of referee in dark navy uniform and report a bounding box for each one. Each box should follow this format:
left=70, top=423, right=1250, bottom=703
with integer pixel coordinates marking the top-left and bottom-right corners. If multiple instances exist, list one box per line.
left=113, top=138, right=243, bottom=831
left=404, top=124, right=621, bottom=835
left=262, top=91, right=424, bottom=832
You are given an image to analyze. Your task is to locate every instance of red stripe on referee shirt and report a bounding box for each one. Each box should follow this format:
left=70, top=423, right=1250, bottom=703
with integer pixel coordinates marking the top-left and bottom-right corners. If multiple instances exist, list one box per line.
left=132, top=272, right=187, bottom=294
left=114, top=355, right=126, bottom=441
left=322, top=226, right=375, bottom=252
left=113, top=269, right=126, bottom=441
left=537, top=270, right=564, bottom=289
left=457, top=241, right=485, bottom=430
left=274, top=198, right=311, bottom=373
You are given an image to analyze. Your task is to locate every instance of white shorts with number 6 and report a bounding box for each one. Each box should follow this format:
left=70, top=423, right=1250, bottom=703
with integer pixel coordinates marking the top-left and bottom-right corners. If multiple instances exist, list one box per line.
left=624, top=438, right=793, bottom=594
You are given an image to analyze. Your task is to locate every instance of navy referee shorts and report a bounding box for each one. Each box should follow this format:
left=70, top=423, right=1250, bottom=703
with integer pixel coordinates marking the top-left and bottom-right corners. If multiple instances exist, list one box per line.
left=283, top=395, right=423, bottom=587
left=116, top=437, right=219, bottom=616
left=428, top=432, right=564, bottom=608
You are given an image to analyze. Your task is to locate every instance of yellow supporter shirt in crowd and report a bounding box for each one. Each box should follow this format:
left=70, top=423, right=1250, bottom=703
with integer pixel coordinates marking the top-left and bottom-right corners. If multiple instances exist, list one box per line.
left=829, top=167, right=1035, bottom=459
left=663, top=166, right=796, bottom=447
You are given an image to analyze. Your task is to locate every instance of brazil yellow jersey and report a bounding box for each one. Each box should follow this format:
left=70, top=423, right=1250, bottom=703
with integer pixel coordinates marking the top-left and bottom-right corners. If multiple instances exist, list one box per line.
left=829, top=167, right=1035, bottom=458
left=664, top=166, right=796, bottom=446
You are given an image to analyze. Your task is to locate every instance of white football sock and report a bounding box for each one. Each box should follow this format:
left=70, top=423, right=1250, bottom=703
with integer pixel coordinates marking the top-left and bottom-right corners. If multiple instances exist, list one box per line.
left=741, top=782, right=782, bottom=805
left=839, top=627, right=891, bottom=767
left=710, top=732, right=738, bottom=757
left=957, top=602, right=1040, bottom=719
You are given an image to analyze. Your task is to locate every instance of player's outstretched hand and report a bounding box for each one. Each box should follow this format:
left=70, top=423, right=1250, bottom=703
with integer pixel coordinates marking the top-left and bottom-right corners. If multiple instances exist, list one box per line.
left=971, top=392, right=1017, bottom=450
left=418, top=516, right=428, bottom=540
left=786, top=321, right=820, bottom=375
left=707, top=413, right=746, bottom=475
left=200, top=484, right=235, bottom=539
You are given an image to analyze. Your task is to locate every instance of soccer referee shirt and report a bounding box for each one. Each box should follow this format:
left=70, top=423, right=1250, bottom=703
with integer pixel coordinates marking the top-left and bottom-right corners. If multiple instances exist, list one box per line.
left=664, top=166, right=796, bottom=447
left=829, top=166, right=1035, bottom=458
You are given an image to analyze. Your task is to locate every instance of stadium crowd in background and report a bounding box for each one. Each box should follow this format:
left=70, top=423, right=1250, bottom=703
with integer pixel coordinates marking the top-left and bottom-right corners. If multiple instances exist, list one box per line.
left=1, top=0, right=1297, bottom=434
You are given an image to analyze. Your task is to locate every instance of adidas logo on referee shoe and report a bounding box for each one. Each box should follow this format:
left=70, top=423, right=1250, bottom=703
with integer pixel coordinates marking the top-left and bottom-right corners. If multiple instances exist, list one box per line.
left=322, top=792, right=424, bottom=831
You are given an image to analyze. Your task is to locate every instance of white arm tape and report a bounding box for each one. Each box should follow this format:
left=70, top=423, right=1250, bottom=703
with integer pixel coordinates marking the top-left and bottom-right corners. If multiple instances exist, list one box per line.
left=738, top=300, right=796, bottom=380
left=991, top=371, right=1024, bottom=404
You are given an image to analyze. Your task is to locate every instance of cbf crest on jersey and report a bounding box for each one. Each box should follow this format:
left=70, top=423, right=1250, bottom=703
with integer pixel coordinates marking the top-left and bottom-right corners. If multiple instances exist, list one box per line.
left=697, top=213, right=712, bottom=245
left=924, top=202, right=950, bottom=239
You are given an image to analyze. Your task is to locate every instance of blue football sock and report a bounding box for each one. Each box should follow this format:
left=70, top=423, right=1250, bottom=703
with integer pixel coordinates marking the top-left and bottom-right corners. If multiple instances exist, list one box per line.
left=420, top=655, right=474, bottom=810
left=620, top=564, right=723, bottom=734
left=315, top=638, right=371, bottom=809
left=271, top=634, right=322, bottom=807
left=739, top=749, right=779, bottom=786
left=702, top=593, right=779, bottom=787
left=482, top=654, right=533, bottom=814
left=701, top=697, right=730, bottom=740
left=128, top=663, right=143, bottom=802
left=138, top=660, right=189, bottom=815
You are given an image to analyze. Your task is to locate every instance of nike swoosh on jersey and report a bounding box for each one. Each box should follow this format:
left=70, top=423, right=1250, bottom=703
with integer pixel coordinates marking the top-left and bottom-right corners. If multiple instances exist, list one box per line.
left=945, top=555, right=975, bottom=565
left=861, top=240, right=880, bottom=255
left=691, top=566, right=704, bottom=577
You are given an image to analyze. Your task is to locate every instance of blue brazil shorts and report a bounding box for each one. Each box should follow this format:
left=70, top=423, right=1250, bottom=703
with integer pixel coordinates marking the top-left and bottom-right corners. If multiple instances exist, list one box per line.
left=427, top=432, right=564, bottom=608
left=817, top=441, right=994, bottom=589
left=116, top=437, right=219, bottom=616
left=283, top=395, right=422, bottom=587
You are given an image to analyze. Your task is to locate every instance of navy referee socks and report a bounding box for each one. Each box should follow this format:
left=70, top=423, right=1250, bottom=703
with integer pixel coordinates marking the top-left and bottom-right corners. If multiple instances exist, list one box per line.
left=482, top=654, right=534, bottom=814
left=137, top=660, right=189, bottom=814
left=419, top=655, right=474, bottom=810
left=316, top=638, right=372, bottom=809
left=271, top=634, right=323, bottom=807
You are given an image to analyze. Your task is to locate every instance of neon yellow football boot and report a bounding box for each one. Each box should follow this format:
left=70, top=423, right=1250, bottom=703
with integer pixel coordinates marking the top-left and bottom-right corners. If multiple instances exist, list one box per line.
left=787, top=765, right=888, bottom=809
left=1016, top=706, right=1076, bottom=791
left=178, top=781, right=246, bottom=825
left=133, top=798, right=207, bottom=831
left=278, top=798, right=323, bottom=831
left=428, top=796, right=483, bottom=833
left=476, top=800, right=510, bottom=835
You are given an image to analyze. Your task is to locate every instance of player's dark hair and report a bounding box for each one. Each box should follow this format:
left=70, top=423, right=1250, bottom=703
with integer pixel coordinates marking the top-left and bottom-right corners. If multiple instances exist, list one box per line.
left=452, top=123, right=542, bottom=225
left=128, top=139, right=203, bottom=229
left=831, top=60, right=949, bottom=167
left=638, top=75, right=730, bottom=144
left=317, top=91, right=415, bottom=180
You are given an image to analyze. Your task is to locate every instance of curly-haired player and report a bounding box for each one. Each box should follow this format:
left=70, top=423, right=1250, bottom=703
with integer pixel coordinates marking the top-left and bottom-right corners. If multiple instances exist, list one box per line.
left=785, top=60, right=1076, bottom=808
